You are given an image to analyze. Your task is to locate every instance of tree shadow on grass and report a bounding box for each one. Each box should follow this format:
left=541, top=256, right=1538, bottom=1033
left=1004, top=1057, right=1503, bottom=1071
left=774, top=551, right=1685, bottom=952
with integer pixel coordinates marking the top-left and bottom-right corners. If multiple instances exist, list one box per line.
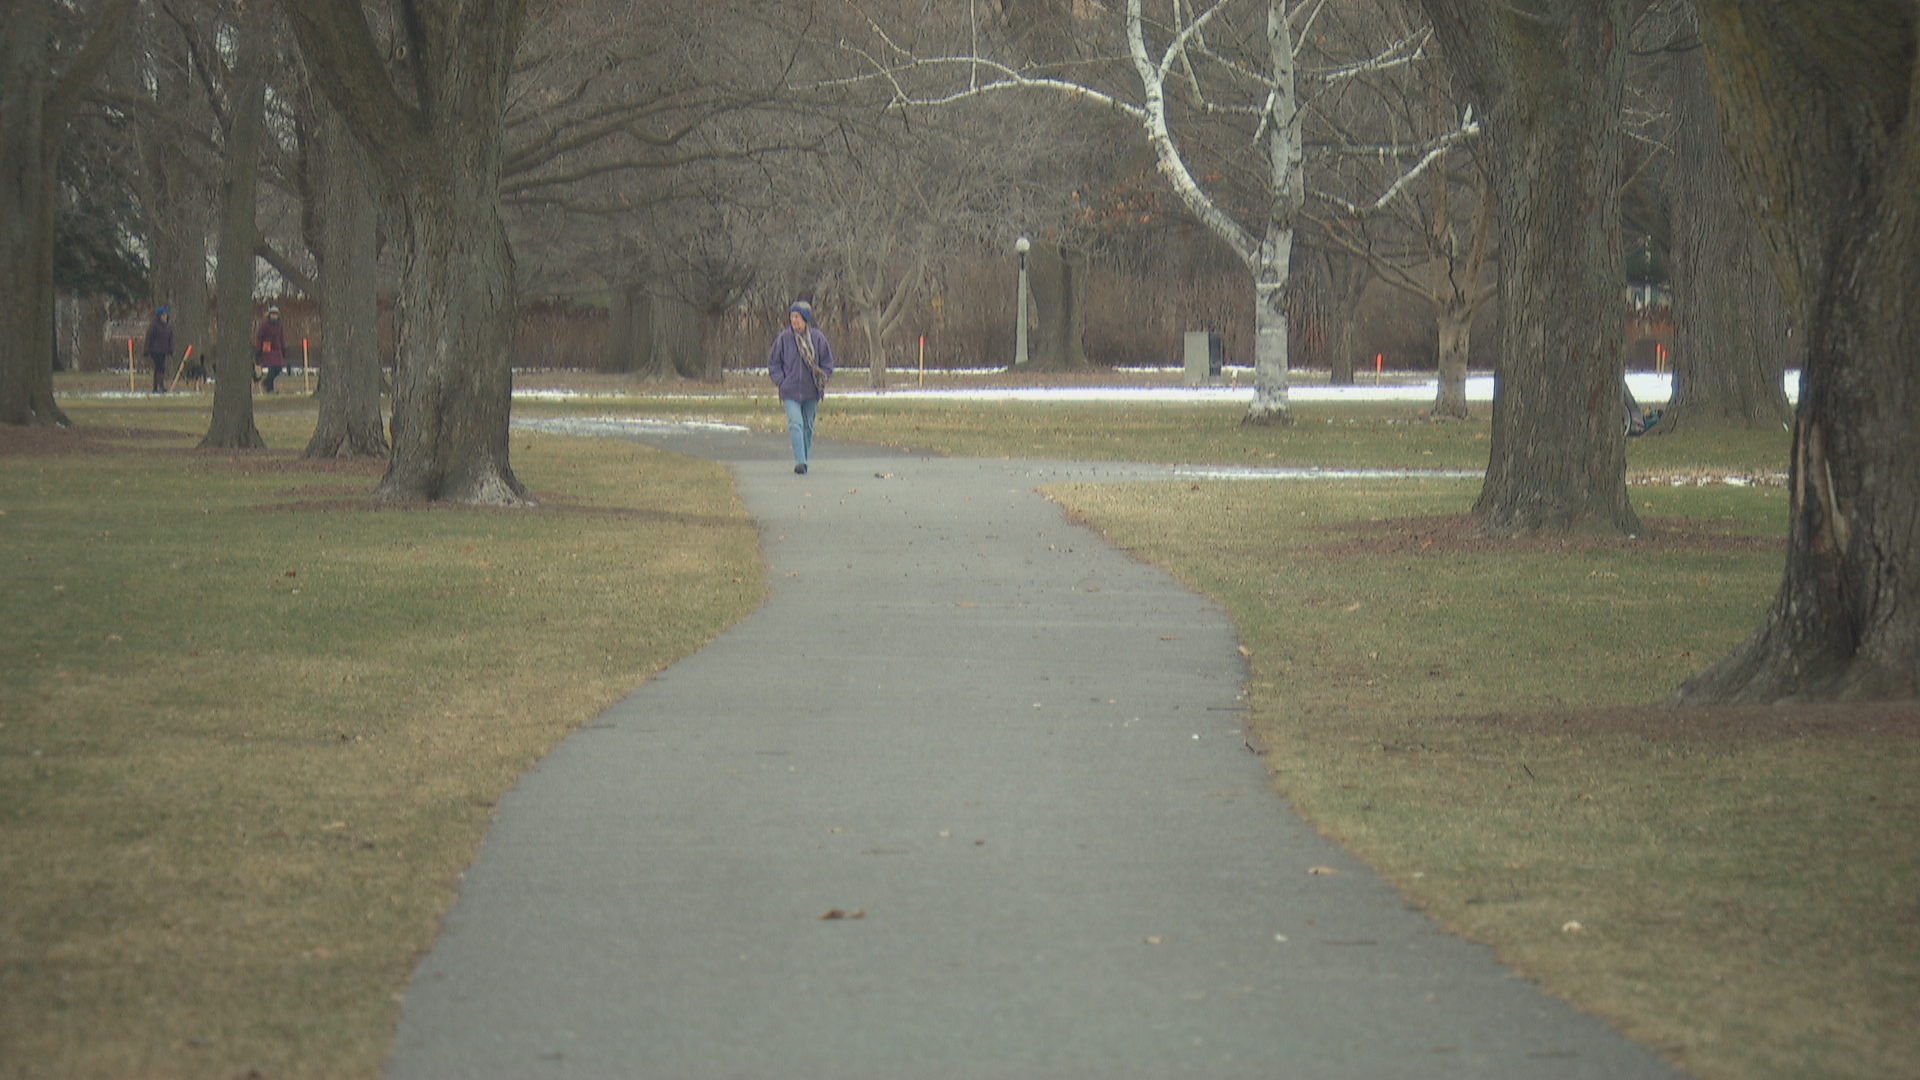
left=1303, top=513, right=1781, bottom=557
left=0, top=424, right=739, bottom=527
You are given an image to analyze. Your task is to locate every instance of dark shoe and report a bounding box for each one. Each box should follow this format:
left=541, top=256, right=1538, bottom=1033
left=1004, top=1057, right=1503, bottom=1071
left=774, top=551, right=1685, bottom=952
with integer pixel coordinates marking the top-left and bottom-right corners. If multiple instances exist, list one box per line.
left=794, top=463, right=808, bottom=474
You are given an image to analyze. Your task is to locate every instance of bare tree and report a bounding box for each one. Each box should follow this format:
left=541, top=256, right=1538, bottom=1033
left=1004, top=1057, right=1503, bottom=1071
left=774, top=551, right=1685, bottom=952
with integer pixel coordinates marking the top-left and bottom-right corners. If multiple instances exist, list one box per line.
left=493, top=0, right=847, bottom=380
left=842, top=0, right=1472, bottom=424
left=200, top=0, right=271, bottom=450
left=1, top=0, right=135, bottom=426
left=812, top=105, right=1052, bottom=386
left=302, top=95, right=389, bottom=458
left=120, top=0, right=218, bottom=381
left=1295, top=0, right=1495, bottom=415
left=1653, top=6, right=1791, bottom=435
left=285, top=0, right=530, bottom=505
left=1670, top=0, right=1920, bottom=703
left=1414, top=0, right=1650, bottom=537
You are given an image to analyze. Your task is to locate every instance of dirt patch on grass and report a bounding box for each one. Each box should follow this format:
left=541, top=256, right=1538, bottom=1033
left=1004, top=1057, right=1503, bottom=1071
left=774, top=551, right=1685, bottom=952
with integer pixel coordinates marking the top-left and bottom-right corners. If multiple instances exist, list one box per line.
left=1306, top=513, right=1781, bottom=556
left=1458, top=699, right=1920, bottom=744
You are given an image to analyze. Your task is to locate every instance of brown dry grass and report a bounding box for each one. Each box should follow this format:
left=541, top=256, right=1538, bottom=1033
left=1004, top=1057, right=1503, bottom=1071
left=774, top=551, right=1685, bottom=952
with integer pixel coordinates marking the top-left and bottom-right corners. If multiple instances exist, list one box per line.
left=1, top=408, right=764, bottom=1078
left=1052, top=477, right=1920, bottom=1080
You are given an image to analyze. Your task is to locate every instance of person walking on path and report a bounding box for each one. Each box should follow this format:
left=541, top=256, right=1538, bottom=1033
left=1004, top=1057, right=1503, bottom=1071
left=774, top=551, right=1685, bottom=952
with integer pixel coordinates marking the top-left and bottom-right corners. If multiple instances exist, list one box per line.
left=767, top=299, right=832, bottom=474
left=254, top=306, right=288, bottom=393
left=142, top=307, right=173, bottom=394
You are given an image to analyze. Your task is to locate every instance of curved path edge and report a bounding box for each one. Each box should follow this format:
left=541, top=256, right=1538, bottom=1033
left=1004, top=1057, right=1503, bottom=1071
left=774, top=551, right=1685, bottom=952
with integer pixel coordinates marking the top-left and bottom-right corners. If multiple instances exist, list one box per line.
left=383, top=424, right=1687, bottom=1079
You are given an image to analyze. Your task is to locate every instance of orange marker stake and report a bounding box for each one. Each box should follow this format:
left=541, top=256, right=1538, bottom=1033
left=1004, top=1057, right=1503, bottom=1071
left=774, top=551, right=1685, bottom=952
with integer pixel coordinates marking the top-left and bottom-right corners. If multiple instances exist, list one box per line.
left=168, top=345, right=193, bottom=393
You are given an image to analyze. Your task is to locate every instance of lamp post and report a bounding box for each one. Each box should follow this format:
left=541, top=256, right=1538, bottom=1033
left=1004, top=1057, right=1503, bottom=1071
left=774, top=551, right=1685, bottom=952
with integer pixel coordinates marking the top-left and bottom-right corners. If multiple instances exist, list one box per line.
left=1014, top=236, right=1031, bottom=366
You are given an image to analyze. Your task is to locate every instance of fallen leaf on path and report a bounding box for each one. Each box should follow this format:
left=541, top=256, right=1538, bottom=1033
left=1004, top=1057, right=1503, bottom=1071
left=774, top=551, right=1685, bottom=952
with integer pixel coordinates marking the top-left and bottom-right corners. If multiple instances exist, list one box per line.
left=1308, top=866, right=1338, bottom=875
left=820, top=909, right=866, bottom=920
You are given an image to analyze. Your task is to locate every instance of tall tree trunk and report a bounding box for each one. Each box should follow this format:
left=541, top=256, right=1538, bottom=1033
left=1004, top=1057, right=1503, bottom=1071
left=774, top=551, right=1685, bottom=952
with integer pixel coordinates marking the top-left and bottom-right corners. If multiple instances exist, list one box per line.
left=1324, top=250, right=1368, bottom=386
left=1241, top=1, right=1302, bottom=427
left=286, top=0, right=529, bottom=505
left=699, top=305, right=727, bottom=384
left=150, top=189, right=211, bottom=377
left=0, top=12, right=60, bottom=425
left=1672, top=1, right=1920, bottom=703
left=1420, top=0, right=1643, bottom=536
left=201, top=3, right=269, bottom=451
left=381, top=173, right=522, bottom=502
left=859, top=313, right=885, bottom=389
left=1245, top=235, right=1294, bottom=424
left=1432, top=299, right=1473, bottom=420
left=607, top=282, right=643, bottom=374
left=1429, top=157, right=1495, bottom=420
left=1332, top=318, right=1359, bottom=387
left=1656, top=19, right=1791, bottom=436
left=0, top=0, right=133, bottom=426
left=1018, top=241, right=1089, bottom=372
left=305, top=102, right=387, bottom=459
left=140, top=5, right=210, bottom=372
left=652, top=292, right=700, bottom=380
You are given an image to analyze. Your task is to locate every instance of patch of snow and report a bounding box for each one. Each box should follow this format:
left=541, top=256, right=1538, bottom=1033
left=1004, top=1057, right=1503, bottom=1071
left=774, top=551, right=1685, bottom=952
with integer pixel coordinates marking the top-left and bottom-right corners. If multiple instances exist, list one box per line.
left=514, top=415, right=748, bottom=437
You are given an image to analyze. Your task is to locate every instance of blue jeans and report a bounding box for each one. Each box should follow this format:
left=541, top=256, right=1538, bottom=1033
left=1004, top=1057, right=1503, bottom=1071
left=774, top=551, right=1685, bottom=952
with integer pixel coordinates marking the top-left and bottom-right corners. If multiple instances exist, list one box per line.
left=783, top=397, right=818, bottom=466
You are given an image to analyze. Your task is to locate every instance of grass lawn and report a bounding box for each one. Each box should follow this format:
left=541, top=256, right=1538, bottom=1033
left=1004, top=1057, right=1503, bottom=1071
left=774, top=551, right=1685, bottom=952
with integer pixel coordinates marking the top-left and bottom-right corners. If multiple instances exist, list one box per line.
left=2, top=397, right=763, bottom=1078
left=6, top=375, right=1915, bottom=1080
left=1050, top=477, right=1918, bottom=1080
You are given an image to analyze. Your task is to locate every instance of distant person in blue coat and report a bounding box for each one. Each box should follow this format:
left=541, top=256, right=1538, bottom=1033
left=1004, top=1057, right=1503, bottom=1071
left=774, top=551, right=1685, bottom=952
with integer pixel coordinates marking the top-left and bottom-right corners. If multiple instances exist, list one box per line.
left=143, top=307, right=173, bottom=393
left=767, top=299, right=833, bottom=474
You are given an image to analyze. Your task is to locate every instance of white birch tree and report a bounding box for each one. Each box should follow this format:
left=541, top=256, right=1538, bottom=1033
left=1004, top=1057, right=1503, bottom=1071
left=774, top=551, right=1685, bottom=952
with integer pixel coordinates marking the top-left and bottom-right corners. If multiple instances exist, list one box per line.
left=838, top=0, right=1472, bottom=425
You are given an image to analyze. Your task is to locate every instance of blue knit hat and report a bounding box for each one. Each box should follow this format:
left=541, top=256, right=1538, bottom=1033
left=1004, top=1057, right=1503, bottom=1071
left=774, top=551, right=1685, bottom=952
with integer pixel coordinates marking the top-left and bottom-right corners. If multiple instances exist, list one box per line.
left=156, top=306, right=169, bottom=316
left=790, top=300, right=813, bottom=323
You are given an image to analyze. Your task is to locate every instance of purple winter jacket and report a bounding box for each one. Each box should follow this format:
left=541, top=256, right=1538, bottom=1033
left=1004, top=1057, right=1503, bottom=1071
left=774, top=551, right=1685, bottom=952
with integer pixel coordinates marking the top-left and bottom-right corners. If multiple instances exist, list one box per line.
left=143, top=314, right=173, bottom=357
left=767, top=325, right=833, bottom=402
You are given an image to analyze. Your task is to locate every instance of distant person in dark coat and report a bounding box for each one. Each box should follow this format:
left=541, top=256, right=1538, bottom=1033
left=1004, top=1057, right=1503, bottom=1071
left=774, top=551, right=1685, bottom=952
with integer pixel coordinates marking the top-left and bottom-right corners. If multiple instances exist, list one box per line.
left=143, top=307, right=173, bottom=393
left=767, top=299, right=833, bottom=474
left=254, top=306, right=288, bottom=392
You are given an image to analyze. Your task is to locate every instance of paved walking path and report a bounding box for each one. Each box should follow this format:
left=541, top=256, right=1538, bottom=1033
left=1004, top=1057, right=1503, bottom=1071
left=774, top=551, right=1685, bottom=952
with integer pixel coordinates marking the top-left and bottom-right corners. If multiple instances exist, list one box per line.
left=383, top=424, right=1686, bottom=1079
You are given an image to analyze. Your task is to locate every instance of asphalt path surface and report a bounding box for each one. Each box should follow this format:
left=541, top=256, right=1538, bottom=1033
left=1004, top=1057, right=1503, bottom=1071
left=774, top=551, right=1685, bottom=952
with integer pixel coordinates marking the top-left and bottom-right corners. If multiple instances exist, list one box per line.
left=382, top=420, right=1687, bottom=1079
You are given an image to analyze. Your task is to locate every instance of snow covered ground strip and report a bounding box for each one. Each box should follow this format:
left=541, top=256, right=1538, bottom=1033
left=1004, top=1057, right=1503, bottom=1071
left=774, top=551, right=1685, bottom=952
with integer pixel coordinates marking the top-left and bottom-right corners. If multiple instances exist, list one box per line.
left=824, top=371, right=1802, bottom=405
left=80, top=369, right=1798, bottom=406
left=513, top=370, right=1800, bottom=405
